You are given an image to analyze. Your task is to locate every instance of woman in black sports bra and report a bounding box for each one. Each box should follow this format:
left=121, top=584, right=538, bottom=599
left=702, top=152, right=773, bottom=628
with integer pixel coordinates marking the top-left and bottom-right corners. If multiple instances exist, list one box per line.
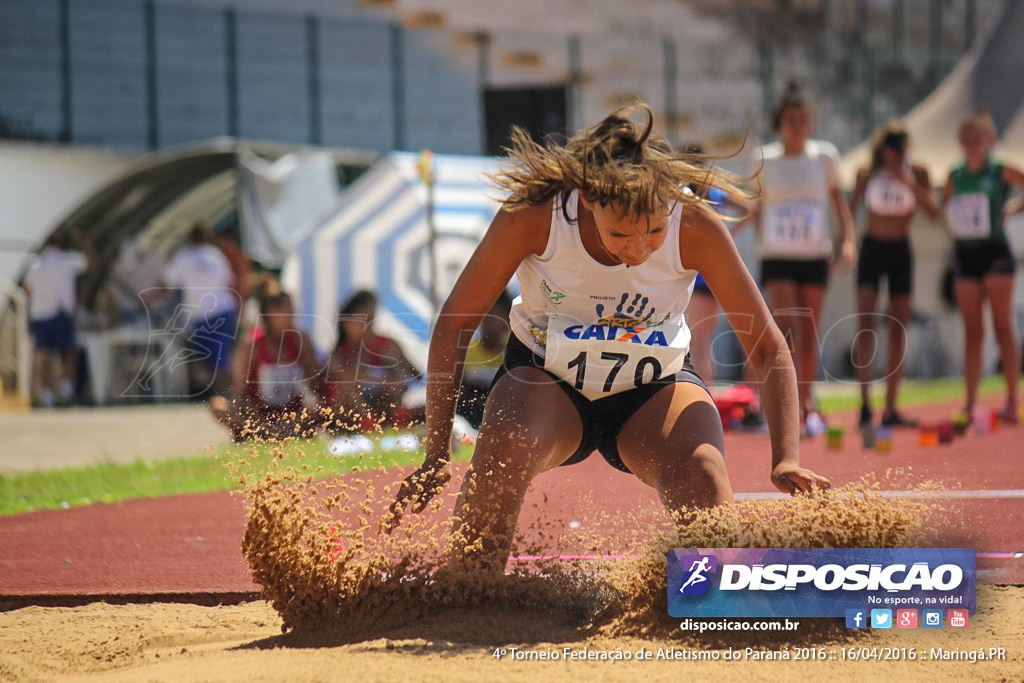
left=849, top=122, right=937, bottom=429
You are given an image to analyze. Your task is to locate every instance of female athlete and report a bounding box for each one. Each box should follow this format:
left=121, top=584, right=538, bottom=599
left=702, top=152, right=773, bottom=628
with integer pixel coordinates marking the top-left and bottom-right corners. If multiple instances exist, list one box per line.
left=388, top=104, right=830, bottom=574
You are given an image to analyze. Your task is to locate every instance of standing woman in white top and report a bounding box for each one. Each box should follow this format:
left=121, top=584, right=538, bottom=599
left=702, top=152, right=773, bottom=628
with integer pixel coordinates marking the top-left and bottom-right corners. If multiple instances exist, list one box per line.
left=849, top=123, right=937, bottom=429
left=387, top=104, right=830, bottom=575
left=754, top=83, right=856, bottom=435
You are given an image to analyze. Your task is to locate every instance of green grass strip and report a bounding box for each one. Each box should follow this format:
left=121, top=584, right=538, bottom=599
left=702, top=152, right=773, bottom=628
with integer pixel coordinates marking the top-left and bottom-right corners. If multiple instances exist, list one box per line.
left=815, top=375, right=1012, bottom=414
left=0, top=435, right=470, bottom=517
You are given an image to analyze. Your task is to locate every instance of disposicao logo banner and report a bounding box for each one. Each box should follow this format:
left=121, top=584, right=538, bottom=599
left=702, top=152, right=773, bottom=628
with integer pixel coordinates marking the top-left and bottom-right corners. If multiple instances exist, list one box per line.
left=667, top=548, right=975, bottom=618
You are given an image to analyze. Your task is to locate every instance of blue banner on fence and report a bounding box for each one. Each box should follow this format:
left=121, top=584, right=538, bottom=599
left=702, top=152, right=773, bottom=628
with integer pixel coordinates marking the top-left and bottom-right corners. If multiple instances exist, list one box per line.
left=667, top=548, right=975, bottom=618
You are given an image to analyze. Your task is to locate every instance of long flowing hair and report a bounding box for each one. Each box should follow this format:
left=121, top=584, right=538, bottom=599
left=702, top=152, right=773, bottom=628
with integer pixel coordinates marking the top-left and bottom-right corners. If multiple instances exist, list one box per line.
left=868, top=120, right=910, bottom=174
left=488, top=102, right=750, bottom=221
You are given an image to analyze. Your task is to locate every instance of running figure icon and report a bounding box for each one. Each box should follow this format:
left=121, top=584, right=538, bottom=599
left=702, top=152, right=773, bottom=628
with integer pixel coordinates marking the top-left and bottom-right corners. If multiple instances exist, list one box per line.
left=679, top=556, right=713, bottom=593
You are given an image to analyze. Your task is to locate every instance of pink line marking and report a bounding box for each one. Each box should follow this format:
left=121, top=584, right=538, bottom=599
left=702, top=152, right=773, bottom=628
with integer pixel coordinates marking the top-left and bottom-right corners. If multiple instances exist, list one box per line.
left=511, top=552, right=1023, bottom=561
left=508, top=554, right=639, bottom=562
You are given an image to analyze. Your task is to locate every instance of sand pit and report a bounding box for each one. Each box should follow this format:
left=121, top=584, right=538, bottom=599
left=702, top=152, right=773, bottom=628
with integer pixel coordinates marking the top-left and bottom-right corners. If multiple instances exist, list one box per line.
left=3, top=421, right=1021, bottom=681
left=2, top=449, right=988, bottom=682
left=0, top=585, right=1021, bottom=682
left=231, top=440, right=962, bottom=638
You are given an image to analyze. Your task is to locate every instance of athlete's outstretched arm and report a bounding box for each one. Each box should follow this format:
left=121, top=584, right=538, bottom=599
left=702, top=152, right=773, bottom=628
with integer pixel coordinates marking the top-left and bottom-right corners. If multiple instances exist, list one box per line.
left=680, top=206, right=830, bottom=494
left=830, top=183, right=857, bottom=270
left=848, top=169, right=870, bottom=217
left=910, top=165, right=939, bottom=219
left=385, top=205, right=550, bottom=528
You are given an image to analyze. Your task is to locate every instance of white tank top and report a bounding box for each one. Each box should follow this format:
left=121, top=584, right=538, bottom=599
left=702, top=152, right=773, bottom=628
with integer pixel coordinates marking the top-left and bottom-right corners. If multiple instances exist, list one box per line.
left=758, top=139, right=839, bottom=260
left=865, top=171, right=916, bottom=217
left=509, top=190, right=697, bottom=400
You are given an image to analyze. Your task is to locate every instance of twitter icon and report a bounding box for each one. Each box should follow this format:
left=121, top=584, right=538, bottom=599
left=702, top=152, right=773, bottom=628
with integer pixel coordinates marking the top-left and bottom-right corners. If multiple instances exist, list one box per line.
left=871, top=609, right=892, bottom=629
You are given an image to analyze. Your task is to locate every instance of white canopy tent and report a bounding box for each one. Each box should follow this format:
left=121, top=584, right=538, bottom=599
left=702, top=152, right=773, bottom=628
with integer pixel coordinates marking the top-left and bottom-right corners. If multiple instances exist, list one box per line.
left=237, top=148, right=343, bottom=268
left=837, top=1, right=1024, bottom=189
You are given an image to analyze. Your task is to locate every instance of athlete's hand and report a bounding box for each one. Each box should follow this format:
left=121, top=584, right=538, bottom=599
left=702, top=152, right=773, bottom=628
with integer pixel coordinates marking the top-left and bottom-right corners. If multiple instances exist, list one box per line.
left=771, top=461, right=831, bottom=495
left=895, top=165, right=918, bottom=189
left=382, top=457, right=452, bottom=533
left=1002, top=196, right=1024, bottom=223
left=835, top=238, right=857, bottom=272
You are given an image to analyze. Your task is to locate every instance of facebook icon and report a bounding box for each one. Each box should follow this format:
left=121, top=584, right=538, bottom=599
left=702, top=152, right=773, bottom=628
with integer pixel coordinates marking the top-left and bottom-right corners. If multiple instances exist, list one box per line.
left=845, top=609, right=867, bottom=629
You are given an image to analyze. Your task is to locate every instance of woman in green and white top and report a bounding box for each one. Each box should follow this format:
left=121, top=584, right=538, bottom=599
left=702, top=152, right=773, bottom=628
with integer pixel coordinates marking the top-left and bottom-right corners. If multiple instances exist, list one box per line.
left=943, top=110, right=1024, bottom=423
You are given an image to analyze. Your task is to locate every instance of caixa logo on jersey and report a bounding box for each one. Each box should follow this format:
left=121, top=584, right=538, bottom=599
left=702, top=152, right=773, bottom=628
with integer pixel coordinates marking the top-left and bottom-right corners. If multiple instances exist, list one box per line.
left=667, top=548, right=976, bottom=618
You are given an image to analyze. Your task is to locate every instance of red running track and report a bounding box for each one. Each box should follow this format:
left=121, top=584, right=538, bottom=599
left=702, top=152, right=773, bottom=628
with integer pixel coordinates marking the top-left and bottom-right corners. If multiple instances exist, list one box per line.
left=1, top=401, right=1021, bottom=606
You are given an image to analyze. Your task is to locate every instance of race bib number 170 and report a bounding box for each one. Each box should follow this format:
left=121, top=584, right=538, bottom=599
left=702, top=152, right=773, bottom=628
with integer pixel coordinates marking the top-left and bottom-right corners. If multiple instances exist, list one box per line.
left=543, top=316, right=690, bottom=400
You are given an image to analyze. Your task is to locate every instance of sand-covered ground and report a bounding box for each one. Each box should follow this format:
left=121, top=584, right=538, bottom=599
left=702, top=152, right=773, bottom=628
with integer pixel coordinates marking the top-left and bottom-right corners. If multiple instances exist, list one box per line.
left=4, top=472, right=1020, bottom=683
left=3, top=405, right=1021, bottom=682
left=0, top=584, right=1020, bottom=682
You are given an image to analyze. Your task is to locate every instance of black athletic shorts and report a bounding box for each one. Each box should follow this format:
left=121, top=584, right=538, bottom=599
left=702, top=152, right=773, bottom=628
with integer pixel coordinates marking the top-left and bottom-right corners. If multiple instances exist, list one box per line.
left=857, top=235, right=913, bottom=296
left=761, top=258, right=830, bottom=287
left=954, top=241, right=1016, bottom=280
left=489, top=334, right=715, bottom=474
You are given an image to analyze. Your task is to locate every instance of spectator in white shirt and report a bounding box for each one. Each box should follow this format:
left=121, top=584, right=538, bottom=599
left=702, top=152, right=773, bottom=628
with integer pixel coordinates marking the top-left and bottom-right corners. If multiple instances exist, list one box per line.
left=23, top=228, right=95, bottom=406
left=161, top=222, right=241, bottom=397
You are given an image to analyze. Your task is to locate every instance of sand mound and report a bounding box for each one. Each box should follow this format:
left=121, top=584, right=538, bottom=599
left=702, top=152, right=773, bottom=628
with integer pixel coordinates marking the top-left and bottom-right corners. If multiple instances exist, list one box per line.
left=233, top=439, right=942, bottom=647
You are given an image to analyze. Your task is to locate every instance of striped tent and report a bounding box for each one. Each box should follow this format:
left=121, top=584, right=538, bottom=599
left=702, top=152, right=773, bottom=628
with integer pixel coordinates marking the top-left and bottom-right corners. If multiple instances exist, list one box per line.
left=281, top=152, right=505, bottom=368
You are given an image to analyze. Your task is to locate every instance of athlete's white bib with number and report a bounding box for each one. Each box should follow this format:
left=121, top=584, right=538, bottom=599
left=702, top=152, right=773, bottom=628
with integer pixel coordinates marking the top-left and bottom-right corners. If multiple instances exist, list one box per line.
left=543, top=315, right=690, bottom=400
left=946, top=193, right=991, bottom=239
left=865, top=172, right=917, bottom=216
left=756, top=139, right=839, bottom=260
left=762, top=202, right=826, bottom=256
left=509, top=190, right=697, bottom=401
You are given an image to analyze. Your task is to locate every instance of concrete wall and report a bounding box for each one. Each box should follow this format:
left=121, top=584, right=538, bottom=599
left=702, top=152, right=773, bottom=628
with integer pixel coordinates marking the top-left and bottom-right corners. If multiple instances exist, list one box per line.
left=0, top=0, right=482, bottom=154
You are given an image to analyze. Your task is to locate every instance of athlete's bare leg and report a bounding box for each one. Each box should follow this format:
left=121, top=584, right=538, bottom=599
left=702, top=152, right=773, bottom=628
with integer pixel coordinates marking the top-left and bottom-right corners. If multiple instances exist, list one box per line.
left=616, top=381, right=733, bottom=516
left=855, top=285, right=880, bottom=410
left=795, top=284, right=826, bottom=417
left=884, top=294, right=912, bottom=416
left=955, top=279, right=985, bottom=413
left=984, top=273, right=1019, bottom=420
left=685, top=291, right=721, bottom=382
left=448, top=367, right=583, bottom=575
left=766, top=281, right=823, bottom=419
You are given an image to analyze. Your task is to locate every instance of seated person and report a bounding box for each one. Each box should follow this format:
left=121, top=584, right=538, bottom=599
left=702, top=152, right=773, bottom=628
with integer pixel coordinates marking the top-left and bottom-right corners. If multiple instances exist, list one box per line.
left=456, top=289, right=512, bottom=428
left=326, top=290, right=420, bottom=431
left=210, top=283, right=323, bottom=441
